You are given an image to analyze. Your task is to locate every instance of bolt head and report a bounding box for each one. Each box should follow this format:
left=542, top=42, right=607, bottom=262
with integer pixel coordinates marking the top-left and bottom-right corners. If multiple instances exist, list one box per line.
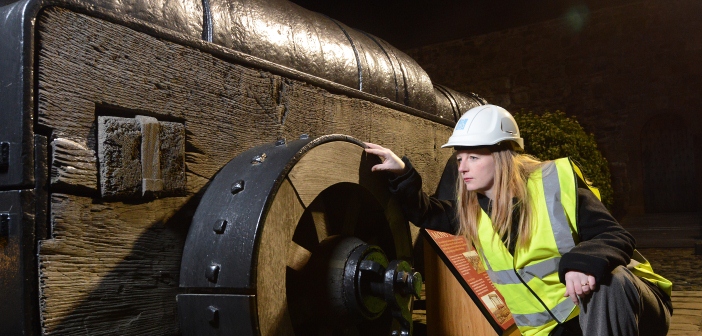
left=207, top=305, right=219, bottom=323
left=206, top=264, right=220, bottom=283
left=251, top=153, right=267, bottom=164
left=213, top=219, right=227, bottom=234
left=230, top=180, right=245, bottom=194
left=410, top=272, right=423, bottom=299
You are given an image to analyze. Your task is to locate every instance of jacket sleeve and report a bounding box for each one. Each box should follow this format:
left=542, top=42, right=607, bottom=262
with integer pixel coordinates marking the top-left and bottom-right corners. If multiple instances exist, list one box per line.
left=558, top=187, right=636, bottom=284
left=388, top=157, right=459, bottom=234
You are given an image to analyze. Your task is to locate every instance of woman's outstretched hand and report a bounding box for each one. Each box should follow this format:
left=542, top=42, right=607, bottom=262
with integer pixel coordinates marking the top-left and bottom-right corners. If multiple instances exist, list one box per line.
left=564, top=270, right=597, bottom=305
left=364, top=142, right=407, bottom=175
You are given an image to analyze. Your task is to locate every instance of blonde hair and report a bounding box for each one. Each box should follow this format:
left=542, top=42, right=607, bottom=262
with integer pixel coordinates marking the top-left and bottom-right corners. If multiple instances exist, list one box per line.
left=455, top=143, right=542, bottom=249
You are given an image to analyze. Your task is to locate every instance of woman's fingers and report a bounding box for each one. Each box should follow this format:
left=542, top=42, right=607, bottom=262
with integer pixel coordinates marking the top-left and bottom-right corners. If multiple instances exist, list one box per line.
left=370, top=158, right=404, bottom=173
left=564, top=281, right=578, bottom=304
left=564, top=270, right=598, bottom=305
left=587, top=275, right=597, bottom=291
left=364, top=147, right=387, bottom=158
left=364, top=143, right=406, bottom=174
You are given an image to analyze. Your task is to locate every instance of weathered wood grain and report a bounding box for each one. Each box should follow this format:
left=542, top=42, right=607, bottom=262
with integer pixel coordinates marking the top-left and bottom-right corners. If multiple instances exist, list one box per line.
left=288, top=141, right=370, bottom=206
left=36, top=7, right=453, bottom=335
left=136, top=115, right=162, bottom=195
left=50, top=138, right=97, bottom=192
left=38, top=193, right=192, bottom=335
left=255, top=179, right=305, bottom=336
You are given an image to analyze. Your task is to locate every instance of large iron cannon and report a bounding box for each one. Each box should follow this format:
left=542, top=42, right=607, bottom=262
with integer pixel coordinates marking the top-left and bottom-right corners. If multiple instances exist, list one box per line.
left=0, top=0, right=483, bottom=334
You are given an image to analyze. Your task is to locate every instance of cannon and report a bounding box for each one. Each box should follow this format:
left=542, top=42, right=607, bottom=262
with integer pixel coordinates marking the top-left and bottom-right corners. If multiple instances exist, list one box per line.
left=0, top=0, right=484, bottom=334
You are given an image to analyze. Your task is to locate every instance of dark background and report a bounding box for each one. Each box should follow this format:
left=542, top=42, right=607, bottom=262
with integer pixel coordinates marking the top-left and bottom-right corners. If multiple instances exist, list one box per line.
left=290, top=0, right=639, bottom=49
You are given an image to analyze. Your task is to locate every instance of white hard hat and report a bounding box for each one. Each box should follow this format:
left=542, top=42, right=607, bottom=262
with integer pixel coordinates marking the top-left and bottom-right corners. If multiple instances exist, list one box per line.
left=441, top=105, right=524, bottom=149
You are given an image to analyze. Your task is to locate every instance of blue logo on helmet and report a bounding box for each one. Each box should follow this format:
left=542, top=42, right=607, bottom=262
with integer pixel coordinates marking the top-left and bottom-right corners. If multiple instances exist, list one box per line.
left=455, top=118, right=468, bottom=131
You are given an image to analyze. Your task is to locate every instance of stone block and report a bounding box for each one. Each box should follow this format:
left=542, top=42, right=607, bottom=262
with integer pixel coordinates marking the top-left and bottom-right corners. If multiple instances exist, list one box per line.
left=97, top=116, right=186, bottom=199
left=97, top=116, right=142, bottom=198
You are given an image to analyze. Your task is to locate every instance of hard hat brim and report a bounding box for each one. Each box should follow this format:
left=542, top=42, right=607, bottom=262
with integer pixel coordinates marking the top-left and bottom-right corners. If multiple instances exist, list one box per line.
left=441, top=137, right=524, bottom=149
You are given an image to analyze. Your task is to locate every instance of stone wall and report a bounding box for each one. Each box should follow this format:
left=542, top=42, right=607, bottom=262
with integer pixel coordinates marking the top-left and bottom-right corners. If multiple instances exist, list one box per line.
left=406, top=0, right=702, bottom=219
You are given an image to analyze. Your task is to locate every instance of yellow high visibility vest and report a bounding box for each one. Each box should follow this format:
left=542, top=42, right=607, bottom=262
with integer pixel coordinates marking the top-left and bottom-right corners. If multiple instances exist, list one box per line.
left=476, top=158, right=672, bottom=336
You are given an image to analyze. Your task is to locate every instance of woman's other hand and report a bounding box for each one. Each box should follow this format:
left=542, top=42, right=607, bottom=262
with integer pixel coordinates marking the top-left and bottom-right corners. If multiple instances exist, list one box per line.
left=364, top=142, right=407, bottom=175
left=563, top=270, right=597, bottom=305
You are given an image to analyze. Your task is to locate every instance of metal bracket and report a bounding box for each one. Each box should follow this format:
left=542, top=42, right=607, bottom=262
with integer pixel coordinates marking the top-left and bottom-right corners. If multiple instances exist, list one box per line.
left=177, top=294, right=257, bottom=336
left=0, top=1, right=41, bottom=188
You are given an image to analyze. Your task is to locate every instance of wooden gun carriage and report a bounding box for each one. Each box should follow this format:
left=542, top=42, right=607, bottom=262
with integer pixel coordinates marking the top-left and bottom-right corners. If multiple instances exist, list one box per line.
left=0, top=0, right=485, bottom=334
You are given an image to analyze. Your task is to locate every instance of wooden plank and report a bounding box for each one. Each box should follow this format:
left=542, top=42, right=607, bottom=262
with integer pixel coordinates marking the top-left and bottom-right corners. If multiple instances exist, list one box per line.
left=255, top=179, right=305, bottom=336
left=50, top=138, right=97, bottom=192
left=38, top=193, right=192, bottom=335
left=136, top=115, right=163, bottom=195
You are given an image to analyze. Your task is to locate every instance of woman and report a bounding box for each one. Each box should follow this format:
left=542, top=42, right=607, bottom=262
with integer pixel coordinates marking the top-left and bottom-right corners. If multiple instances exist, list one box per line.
left=365, top=105, right=672, bottom=336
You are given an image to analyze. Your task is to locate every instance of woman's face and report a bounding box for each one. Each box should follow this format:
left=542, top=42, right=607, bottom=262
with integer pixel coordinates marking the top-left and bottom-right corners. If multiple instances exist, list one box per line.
left=456, top=148, right=496, bottom=199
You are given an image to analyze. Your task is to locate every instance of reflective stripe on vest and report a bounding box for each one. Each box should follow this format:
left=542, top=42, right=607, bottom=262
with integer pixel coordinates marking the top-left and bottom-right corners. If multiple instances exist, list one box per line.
left=486, top=257, right=561, bottom=285
left=541, top=162, right=576, bottom=256
left=513, top=299, right=575, bottom=327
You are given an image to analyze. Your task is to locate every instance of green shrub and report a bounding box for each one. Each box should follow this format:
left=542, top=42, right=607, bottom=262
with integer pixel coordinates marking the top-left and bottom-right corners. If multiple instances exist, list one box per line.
left=514, top=110, right=613, bottom=208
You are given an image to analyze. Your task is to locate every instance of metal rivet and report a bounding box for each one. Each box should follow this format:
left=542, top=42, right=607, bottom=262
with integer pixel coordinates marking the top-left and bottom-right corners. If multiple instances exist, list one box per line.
left=0, top=214, right=9, bottom=237
left=207, top=305, right=219, bottom=324
left=213, top=219, right=227, bottom=234
left=206, top=264, right=220, bottom=283
left=299, top=134, right=309, bottom=140
left=230, top=180, right=245, bottom=194
left=275, top=139, right=286, bottom=146
left=251, top=153, right=267, bottom=164
left=0, top=142, right=9, bottom=172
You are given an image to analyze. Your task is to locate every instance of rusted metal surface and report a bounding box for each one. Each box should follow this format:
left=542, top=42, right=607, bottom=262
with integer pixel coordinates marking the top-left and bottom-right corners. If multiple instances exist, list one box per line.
left=209, top=0, right=436, bottom=112
left=61, top=0, right=205, bottom=39
left=434, top=84, right=487, bottom=122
